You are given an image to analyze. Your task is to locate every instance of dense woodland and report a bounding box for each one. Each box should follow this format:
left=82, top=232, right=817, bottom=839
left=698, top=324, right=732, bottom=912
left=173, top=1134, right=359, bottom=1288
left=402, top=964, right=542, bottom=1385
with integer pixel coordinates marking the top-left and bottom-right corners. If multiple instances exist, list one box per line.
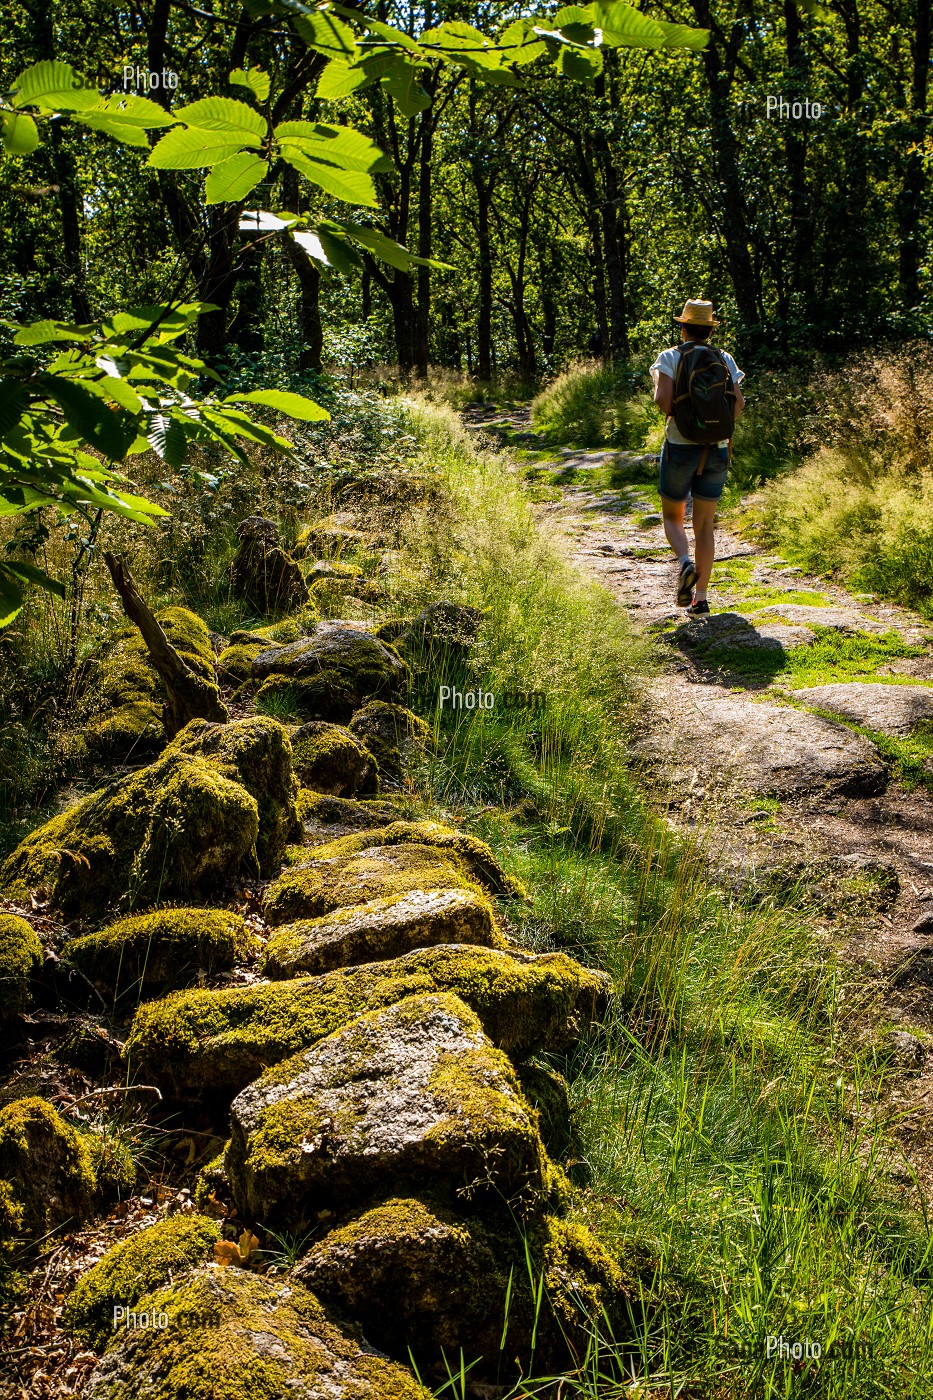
left=5, top=0, right=933, bottom=379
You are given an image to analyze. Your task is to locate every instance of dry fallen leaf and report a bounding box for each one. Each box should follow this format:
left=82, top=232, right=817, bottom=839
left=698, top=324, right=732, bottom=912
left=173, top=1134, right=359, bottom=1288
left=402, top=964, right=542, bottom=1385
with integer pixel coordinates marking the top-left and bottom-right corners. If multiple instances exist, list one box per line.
left=213, top=1241, right=240, bottom=1267
left=237, top=1229, right=260, bottom=1264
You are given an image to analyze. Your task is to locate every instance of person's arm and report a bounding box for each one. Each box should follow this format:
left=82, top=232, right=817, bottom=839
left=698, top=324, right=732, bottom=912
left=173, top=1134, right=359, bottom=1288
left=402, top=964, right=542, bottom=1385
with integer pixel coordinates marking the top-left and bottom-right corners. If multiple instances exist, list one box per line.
left=654, top=371, right=674, bottom=416
left=733, top=379, right=745, bottom=420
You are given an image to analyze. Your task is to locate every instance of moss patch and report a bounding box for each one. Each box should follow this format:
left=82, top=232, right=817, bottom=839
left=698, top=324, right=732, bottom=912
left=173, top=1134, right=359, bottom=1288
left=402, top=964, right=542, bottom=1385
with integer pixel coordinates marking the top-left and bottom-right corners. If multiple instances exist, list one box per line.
left=0, top=1097, right=96, bottom=1250
left=125, top=943, right=610, bottom=1099
left=1, top=751, right=258, bottom=917
left=63, top=1213, right=221, bottom=1350
left=251, top=626, right=407, bottom=724
left=0, top=912, right=42, bottom=1021
left=63, top=907, right=257, bottom=1002
left=308, top=820, right=527, bottom=898
left=294, top=790, right=410, bottom=837
left=348, top=701, right=430, bottom=784
left=216, top=641, right=270, bottom=684
left=290, top=722, right=378, bottom=799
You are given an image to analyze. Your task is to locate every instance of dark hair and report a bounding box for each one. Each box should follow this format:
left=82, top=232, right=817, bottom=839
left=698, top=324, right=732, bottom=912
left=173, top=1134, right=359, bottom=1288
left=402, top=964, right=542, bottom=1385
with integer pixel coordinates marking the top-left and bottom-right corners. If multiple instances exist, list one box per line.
left=683, top=324, right=713, bottom=341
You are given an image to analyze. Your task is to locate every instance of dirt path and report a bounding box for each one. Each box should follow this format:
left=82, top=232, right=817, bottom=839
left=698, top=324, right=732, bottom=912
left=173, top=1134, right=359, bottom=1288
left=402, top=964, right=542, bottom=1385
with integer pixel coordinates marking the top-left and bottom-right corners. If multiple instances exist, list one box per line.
left=465, top=406, right=933, bottom=1178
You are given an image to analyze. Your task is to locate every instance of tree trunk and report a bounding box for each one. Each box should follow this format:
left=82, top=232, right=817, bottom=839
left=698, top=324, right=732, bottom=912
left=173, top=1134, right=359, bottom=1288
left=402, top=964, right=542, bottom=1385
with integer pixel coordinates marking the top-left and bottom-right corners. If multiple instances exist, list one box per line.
left=414, top=113, right=434, bottom=377
left=282, top=169, right=323, bottom=371
left=476, top=183, right=494, bottom=380
left=899, top=0, right=932, bottom=309
left=104, top=554, right=228, bottom=738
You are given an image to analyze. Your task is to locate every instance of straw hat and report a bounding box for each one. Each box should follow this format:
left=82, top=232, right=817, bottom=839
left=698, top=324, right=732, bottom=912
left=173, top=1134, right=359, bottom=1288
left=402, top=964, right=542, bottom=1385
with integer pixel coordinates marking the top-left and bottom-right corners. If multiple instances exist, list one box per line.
left=673, top=299, right=719, bottom=327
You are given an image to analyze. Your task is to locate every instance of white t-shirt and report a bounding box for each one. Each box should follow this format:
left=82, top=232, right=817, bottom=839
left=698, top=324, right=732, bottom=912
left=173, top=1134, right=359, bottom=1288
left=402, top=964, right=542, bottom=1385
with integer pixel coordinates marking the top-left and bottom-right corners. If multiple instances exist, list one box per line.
left=650, top=344, right=745, bottom=446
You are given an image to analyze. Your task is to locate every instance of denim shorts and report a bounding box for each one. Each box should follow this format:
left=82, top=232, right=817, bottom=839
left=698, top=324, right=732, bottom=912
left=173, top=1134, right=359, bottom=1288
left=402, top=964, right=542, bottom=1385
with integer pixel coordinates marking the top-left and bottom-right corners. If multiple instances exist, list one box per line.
left=658, top=440, right=729, bottom=502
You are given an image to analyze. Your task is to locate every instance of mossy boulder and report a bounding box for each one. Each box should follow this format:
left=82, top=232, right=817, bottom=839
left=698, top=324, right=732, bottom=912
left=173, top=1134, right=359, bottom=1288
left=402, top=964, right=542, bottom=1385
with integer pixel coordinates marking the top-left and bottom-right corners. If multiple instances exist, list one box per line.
left=82, top=1266, right=431, bottom=1400
left=226, top=992, right=546, bottom=1222
left=263, top=843, right=479, bottom=926
left=309, top=820, right=526, bottom=898
left=1, top=751, right=258, bottom=917
left=251, top=622, right=406, bottom=723
left=82, top=608, right=221, bottom=763
left=290, top=721, right=378, bottom=798
left=168, top=716, right=299, bottom=873
left=216, top=641, right=271, bottom=684
left=0, top=1097, right=96, bottom=1249
left=516, top=1063, right=573, bottom=1158
left=125, top=944, right=611, bottom=1099
left=63, top=1213, right=221, bottom=1350
left=63, top=908, right=257, bottom=1002
left=295, top=1197, right=627, bottom=1375
left=0, top=912, right=42, bottom=1021
left=348, top=701, right=430, bottom=784
left=262, top=888, right=506, bottom=978
left=295, top=789, right=409, bottom=841
left=228, top=515, right=310, bottom=615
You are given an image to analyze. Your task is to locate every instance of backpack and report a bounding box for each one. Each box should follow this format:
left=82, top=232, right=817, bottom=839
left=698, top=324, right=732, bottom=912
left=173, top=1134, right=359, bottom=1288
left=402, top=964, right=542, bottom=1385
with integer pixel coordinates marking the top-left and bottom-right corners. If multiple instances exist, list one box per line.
left=671, top=343, right=737, bottom=446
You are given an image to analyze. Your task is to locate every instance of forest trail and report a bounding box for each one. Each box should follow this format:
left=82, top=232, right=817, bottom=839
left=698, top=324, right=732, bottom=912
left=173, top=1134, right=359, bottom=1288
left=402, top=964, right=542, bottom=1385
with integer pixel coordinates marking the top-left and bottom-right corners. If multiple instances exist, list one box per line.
left=466, top=405, right=933, bottom=1176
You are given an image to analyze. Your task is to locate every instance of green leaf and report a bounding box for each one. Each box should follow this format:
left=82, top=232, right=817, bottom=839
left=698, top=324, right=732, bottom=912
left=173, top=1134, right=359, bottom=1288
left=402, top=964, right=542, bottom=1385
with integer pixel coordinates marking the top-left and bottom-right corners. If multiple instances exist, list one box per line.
left=498, top=19, right=549, bottom=65
left=330, top=6, right=423, bottom=51
left=652, top=18, right=710, bottom=50
left=3, top=559, right=66, bottom=598
left=421, top=20, right=503, bottom=66
left=1, top=112, right=39, bottom=155
left=280, top=149, right=377, bottom=206
left=315, top=227, right=363, bottom=275
left=558, top=46, right=603, bottom=79
left=11, top=60, right=100, bottom=111
left=329, top=220, right=446, bottom=271
left=40, top=377, right=137, bottom=459
left=99, top=377, right=144, bottom=414
left=293, top=11, right=358, bottom=57
left=274, top=120, right=389, bottom=173
left=74, top=94, right=178, bottom=145
left=223, top=388, right=329, bottom=421
left=381, top=62, right=431, bottom=118
left=591, top=3, right=669, bottom=48
left=172, top=96, right=267, bottom=138
left=13, top=319, right=96, bottom=345
left=147, top=413, right=187, bottom=467
left=0, top=566, right=23, bottom=627
left=291, top=230, right=331, bottom=266
left=0, top=384, right=28, bottom=436
left=149, top=126, right=256, bottom=170
left=205, top=151, right=269, bottom=203
left=104, top=302, right=218, bottom=339
left=229, top=67, right=271, bottom=103
left=316, top=51, right=397, bottom=100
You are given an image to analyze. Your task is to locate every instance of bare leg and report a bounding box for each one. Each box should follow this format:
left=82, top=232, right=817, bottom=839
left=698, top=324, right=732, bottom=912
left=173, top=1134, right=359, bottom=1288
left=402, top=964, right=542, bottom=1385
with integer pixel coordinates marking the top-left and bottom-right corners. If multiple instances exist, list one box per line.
left=661, top=495, right=690, bottom=561
left=691, top=496, right=717, bottom=599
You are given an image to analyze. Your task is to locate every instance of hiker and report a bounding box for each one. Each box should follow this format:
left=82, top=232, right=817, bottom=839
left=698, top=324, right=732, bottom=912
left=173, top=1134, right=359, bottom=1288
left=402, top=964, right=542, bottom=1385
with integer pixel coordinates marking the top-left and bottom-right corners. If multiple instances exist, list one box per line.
left=650, top=300, right=745, bottom=616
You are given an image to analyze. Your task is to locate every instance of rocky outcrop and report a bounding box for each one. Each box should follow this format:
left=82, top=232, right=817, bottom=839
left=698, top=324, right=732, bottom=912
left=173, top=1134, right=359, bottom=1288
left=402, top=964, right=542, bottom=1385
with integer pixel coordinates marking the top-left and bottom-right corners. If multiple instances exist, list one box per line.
left=290, top=721, right=378, bottom=797
left=347, top=701, right=430, bottom=784
left=308, top=820, right=527, bottom=898
left=125, top=944, right=611, bottom=1098
left=226, top=993, right=546, bottom=1221
left=262, top=842, right=479, bottom=925
left=262, top=887, right=505, bottom=977
left=790, top=681, right=933, bottom=736
left=228, top=515, right=309, bottom=614
left=252, top=622, right=406, bottom=723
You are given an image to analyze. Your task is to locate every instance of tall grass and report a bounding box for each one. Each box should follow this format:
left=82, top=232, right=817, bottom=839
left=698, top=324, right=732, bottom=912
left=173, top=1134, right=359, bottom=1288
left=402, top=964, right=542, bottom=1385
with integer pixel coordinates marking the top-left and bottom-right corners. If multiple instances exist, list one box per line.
left=530, top=361, right=655, bottom=449
left=391, top=401, right=933, bottom=1395
left=741, top=346, right=933, bottom=614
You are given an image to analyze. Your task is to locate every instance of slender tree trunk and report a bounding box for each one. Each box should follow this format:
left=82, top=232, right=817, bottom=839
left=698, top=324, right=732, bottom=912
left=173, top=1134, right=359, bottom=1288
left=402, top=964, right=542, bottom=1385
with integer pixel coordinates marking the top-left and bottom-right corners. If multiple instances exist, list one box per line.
left=476, top=183, right=494, bottom=380
left=414, top=112, right=435, bottom=376
left=899, top=0, right=932, bottom=308
left=282, top=239, right=323, bottom=372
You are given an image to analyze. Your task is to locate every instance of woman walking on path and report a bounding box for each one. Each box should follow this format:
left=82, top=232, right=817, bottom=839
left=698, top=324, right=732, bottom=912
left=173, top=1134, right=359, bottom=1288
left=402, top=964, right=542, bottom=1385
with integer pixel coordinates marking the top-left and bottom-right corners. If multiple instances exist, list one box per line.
left=650, top=301, right=745, bottom=615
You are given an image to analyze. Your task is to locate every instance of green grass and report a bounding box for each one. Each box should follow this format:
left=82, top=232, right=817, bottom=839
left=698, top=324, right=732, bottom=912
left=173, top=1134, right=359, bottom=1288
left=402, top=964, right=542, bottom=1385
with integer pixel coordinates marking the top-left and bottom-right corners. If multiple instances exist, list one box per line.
left=392, top=401, right=933, bottom=1395
left=693, top=625, right=926, bottom=688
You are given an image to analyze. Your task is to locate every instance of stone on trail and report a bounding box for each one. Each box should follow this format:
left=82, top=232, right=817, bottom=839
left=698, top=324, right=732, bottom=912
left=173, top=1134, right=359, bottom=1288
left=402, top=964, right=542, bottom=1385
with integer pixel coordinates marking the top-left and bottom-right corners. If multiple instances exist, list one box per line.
left=295, top=789, right=410, bottom=842
left=81, top=1266, right=430, bottom=1400
left=290, top=720, right=378, bottom=798
left=251, top=621, right=406, bottom=723
left=644, top=680, right=887, bottom=798
left=262, top=842, right=478, bottom=926
left=125, top=943, right=611, bottom=1098
left=752, top=603, right=891, bottom=634
left=262, top=887, right=507, bottom=977
left=295, top=1197, right=627, bottom=1375
left=790, top=681, right=933, bottom=736
left=0, top=749, right=259, bottom=917
left=225, top=992, right=546, bottom=1221
left=674, top=610, right=815, bottom=653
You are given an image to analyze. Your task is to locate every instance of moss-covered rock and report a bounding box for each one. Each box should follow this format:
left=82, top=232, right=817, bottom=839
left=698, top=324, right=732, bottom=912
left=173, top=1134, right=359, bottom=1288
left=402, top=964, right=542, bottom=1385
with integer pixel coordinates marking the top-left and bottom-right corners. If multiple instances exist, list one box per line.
left=63, top=908, right=257, bottom=1002
left=216, top=641, right=271, bottom=684
left=295, top=789, right=409, bottom=841
left=125, top=944, right=611, bottom=1099
left=226, top=992, right=546, bottom=1222
left=293, top=518, right=367, bottom=559
left=82, top=1266, right=430, bottom=1400
left=0, top=912, right=42, bottom=1021
left=81, top=608, right=221, bottom=763
left=295, top=1198, right=627, bottom=1375
left=290, top=721, right=378, bottom=798
left=308, top=820, right=526, bottom=899
left=347, top=701, right=430, bottom=784
left=0, top=1097, right=96, bottom=1249
left=63, top=1213, right=221, bottom=1350
left=250, top=623, right=406, bottom=724
left=228, top=516, right=310, bottom=615
left=168, top=717, right=299, bottom=873
left=262, top=888, right=506, bottom=978
left=516, top=1063, right=573, bottom=1158
left=263, top=843, right=478, bottom=926
left=1, top=751, right=258, bottom=917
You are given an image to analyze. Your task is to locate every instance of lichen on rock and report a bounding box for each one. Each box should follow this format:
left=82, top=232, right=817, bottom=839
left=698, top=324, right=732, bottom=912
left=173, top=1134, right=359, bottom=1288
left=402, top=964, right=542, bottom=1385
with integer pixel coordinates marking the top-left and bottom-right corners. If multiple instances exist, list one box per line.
left=0, top=1096, right=96, bottom=1251
left=290, top=721, right=378, bottom=798
left=63, top=907, right=257, bottom=1002
left=63, top=1213, right=221, bottom=1350
left=225, top=992, right=546, bottom=1222
left=0, top=911, right=43, bottom=1021
left=81, top=1265, right=431, bottom=1400
left=262, top=887, right=506, bottom=978
left=347, top=701, right=431, bottom=784
left=309, top=820, right=526, bottom=898
left=295, top=789, right=409, bottom=842
left=250, top=622, right=407, bottom=723
left=168, top=716, right=299, bottom=873
left=1, top=750, right=259, bottom=917
left=125, top=944, right=611, bottom=1099
left=262, top=843, right=480, bottom=926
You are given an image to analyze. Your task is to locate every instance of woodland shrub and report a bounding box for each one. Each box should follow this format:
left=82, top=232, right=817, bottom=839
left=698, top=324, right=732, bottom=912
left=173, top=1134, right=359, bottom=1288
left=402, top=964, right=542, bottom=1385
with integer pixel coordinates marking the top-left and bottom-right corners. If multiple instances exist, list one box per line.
left=744, top=347, right=933, bottom=613
left=530, top=361, right=653, bottom=447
